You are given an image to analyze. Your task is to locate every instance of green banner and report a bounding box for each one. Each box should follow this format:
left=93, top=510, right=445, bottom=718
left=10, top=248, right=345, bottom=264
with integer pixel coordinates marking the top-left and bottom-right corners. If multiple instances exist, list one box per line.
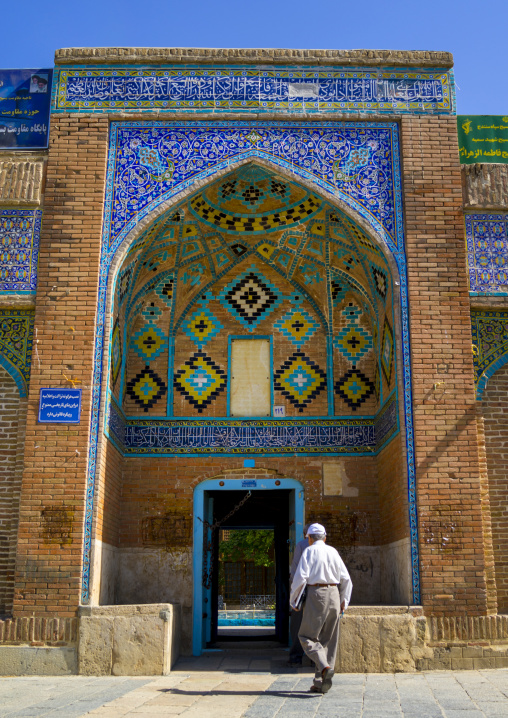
left=458, top=115, right=508, bottom=164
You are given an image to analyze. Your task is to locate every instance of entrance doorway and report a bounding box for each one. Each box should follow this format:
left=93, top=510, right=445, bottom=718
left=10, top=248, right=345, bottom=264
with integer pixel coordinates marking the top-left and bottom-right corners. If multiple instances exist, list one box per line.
left=192, top=477, right=304, bottom=655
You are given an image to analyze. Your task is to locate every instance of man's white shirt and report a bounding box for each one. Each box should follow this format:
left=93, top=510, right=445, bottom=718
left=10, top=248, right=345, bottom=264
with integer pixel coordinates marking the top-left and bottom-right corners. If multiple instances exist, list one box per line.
left=290, top=539, right=353, bottom=610
left=290, top=537, right=309, bottom=582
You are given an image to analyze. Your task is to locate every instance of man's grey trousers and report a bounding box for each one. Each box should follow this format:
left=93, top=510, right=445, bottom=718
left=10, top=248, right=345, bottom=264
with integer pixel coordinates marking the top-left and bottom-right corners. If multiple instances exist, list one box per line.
left=298, top=585, right=341, bottom=678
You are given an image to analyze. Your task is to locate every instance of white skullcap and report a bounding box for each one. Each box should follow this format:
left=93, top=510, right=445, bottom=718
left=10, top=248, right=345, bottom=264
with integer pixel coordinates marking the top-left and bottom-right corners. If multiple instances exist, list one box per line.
left=305, top=523, right=326, bottom=537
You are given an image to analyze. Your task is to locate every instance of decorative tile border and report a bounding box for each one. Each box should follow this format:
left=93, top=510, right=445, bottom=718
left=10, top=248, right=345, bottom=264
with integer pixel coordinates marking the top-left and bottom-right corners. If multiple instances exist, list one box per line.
left=471, top=309, right=508, bottom=398
left=465, top=213, right=508, bottom=295
left=0, top=209, right=42, bottom=294
left=0, top=308, right=35, bottom=396
left=105, top=122, right=399, bottom=251
left=106, top=391, right=398, bottom=456
left=81, top=119, right=419, bottom=607
left=52, top=65, right=454, bottom=115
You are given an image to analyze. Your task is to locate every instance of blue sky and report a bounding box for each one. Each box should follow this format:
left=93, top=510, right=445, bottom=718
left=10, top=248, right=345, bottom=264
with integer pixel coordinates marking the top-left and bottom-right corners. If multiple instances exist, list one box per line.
left=1, top=0, right=506, bottom=114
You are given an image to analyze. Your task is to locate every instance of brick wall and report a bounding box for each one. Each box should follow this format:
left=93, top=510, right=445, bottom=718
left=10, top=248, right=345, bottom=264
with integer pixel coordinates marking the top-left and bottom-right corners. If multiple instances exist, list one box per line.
left=0, top=367, right=26, bottom=615
left=401, top=115, right=492, bottom=616
left=12, top=114, right=109, bottom=617
left=481, top=362, right=508, bottom=612
left=377, top=433, right=409, bottom=545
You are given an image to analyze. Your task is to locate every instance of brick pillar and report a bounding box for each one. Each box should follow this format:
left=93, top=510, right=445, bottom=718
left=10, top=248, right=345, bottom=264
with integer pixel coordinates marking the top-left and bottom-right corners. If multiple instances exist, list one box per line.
left=13, top=115, right=109, bottom=617
left=401, top=115, right=493, bottom=616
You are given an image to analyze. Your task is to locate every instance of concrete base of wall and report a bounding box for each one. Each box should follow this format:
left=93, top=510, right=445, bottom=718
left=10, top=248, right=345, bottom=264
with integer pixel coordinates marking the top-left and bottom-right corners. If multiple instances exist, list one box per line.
left=78, top=603, right=181, bottom=676
left=0, top=646, right=77, bottom=675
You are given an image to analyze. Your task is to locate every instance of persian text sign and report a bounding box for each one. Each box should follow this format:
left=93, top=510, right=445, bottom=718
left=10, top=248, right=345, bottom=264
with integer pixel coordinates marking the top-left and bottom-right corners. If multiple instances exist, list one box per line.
left=53, top=66, right=454, bottom=115
left=458, top=116, right=508, bottom=164
left=39, top=388, right=82, bottom=423
left=0, top=69, right=52, bottom=149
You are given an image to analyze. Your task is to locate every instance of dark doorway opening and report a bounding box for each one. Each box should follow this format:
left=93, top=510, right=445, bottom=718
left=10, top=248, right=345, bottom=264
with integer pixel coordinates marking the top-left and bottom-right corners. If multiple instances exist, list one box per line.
left=206, top=489, right=290, bottom=646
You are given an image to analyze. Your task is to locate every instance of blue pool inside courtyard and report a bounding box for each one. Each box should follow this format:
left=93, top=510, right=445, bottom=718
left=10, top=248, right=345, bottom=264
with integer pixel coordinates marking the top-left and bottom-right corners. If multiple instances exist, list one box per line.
left=218, top=610, right=275, bottom=626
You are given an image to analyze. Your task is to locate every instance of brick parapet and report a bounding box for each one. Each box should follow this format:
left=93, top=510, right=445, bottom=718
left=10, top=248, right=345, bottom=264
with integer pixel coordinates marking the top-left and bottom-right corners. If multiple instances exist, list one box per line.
left=54, top=47, right=454, bottom=68
left=0, top=154, right=46, bottom=206
left=400, top=115, right=490, bottom=616
left=462, top=164, right=508, bottom=210
left=12, top=114, right=109, bottom=616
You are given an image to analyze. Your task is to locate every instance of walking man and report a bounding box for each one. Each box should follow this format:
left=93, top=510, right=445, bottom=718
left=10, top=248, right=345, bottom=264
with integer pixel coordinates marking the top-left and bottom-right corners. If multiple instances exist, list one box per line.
left=290, top=523, right=352, bottom=694
left=287, top=523, right=311, bottom=666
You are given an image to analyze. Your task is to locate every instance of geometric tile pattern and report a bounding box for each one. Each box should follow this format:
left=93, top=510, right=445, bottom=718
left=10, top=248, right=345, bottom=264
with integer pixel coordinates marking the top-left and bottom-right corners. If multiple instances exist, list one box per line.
left=118, top=263, right=134, bottom=303
left=126, top=366, right=167, bottom=412
left=335, top=367, right=375, bottom=410
left=274, top=351, right=327, bottom=412
left=0, top=308, right=34, bottom=397
left=190, top=193, right=321, bottom=234
left=155, top=276, right=174, bottom=305
left=131, top=323, right=167, bottom=361
left=111, top=317, right=122, bottom=388
left=219, top=267, right=283, bottom=331
left=274, top=307, right=319, bottom=347
left=174, top=351, right=227, bottom=413
left=334, top=323, right=373, bottom=363
left=371, top=264, right=388, bottom=301
left=181, top=306, right=223, bottom=349
left=0, top=209, right=42, bottom=293
left=471, top=309, right=508, bottom=398
left=465, top=214, right=508, bottom=294
left=381, top=318, right=394, bottom=384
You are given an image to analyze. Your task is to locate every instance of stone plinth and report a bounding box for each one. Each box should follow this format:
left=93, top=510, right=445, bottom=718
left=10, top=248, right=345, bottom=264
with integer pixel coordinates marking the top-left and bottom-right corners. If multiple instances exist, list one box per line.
left=78, top=603, right=181, bottom=676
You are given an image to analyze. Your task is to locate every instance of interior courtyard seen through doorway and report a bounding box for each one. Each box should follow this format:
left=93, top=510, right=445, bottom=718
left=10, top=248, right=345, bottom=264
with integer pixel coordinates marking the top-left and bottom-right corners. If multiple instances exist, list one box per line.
left=0, top=47, right=508, bottom=675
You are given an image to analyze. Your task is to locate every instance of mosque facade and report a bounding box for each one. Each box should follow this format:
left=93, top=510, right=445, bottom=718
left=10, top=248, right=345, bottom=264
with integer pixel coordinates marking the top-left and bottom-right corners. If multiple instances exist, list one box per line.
left=0, top=48, right=508, bottom=674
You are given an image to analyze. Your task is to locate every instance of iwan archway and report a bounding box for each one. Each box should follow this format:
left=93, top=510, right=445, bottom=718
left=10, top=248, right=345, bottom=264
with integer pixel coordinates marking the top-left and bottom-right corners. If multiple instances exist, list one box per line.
left=85, top=122, right=418, bottom=653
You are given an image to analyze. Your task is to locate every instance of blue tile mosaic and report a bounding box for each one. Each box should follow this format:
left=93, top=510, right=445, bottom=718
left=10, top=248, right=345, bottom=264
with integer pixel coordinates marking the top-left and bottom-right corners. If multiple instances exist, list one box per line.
left=465, top=213, right=508, bottom=295
left=106, top=392, right=398, bottom=455
left=0, top=209, right=42, bottom=294
left=105, top=123, right=400, bottom=251
left=471, top=309, right=508, bottom=398
left=82, top=120, right=419, bottom=606
left=0, top=308, right=34, bottom=396
left=52, top=66, right=454, bottom=115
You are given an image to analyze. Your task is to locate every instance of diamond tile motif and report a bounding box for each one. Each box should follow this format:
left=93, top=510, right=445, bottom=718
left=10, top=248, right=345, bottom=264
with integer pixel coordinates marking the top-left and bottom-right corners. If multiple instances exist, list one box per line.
left=371, top=265, right=388, bottom=301
left=381, top=318, right=394, bottom=384
left=230, top=243, right=248, bottom=257
left=142, top=303, right=162, bottom=323
left=274, top=351, right=327, bottom=412
left=131, top=323, right=167, bottom=361
left=335, top=368, right=375, bottom=410
left=155, top=276, right=174, bottom=306
left=334, top=324, right=373, bottom=363
left=275, top=308, right=319, bottom=348
left=127, top=366, right=167, bottom=412
left=174, top=351, right=227, bottom=413
left=181, top=307, right=223, bottom=348
left=219, top=267, right=283, bottom=331
left=111, top=317, right=122, bottom=387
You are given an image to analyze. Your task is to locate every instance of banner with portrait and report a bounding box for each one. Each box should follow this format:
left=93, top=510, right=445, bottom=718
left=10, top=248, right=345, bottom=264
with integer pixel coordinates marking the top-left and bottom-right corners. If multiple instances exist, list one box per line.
left=0, top=69, right=52, bottom=149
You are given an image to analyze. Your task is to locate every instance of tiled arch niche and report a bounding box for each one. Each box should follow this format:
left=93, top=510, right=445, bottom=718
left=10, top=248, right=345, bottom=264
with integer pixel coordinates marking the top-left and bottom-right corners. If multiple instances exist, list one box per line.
left=87, top=121, right=418, bottom=626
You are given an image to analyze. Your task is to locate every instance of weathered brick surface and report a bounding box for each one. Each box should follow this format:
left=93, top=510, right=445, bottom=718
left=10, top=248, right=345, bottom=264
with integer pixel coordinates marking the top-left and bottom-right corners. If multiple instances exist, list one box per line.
left=401, top=115, right=492, bottom=616
left=481, top=362, right=508, bottom=612
left=0, top=367, right=26, bottom=615
left=12, top=114, right=109, bottom=617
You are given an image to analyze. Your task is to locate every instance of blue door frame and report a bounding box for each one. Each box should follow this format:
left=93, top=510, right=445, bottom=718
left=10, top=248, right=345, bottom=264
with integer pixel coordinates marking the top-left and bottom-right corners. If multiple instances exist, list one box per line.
left=192, top=477, right=305, bottom=656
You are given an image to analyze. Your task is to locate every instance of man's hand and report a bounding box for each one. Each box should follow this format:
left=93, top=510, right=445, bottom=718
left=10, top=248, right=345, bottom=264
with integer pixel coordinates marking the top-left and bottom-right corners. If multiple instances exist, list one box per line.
left=291, top=605, right=300, bottom=612
left=340, top=601, right=345, bottom=612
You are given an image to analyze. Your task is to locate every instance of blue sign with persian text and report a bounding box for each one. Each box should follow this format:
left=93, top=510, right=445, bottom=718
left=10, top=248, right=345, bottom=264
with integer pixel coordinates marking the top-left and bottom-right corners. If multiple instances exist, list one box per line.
left=38, top=388, right=82, bottom=423
left=0, top=69, right=52, bottom=149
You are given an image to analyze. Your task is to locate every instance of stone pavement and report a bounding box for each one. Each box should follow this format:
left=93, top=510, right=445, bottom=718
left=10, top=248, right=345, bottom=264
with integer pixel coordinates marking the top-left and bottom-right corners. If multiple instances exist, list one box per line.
left=1, top=648, right=508, bottom=717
